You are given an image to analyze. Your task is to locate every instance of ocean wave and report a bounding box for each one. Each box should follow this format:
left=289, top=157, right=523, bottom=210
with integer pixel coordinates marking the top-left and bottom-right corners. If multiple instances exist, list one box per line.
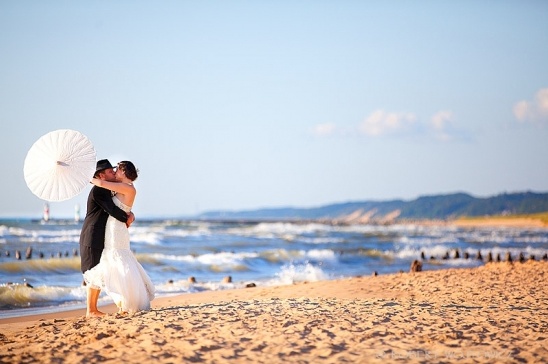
left=128, top=227, right=163, bottom=245
left=0, top=258, right=81, bottom=274
left=390, top=245, right=547, bottom=262
left=298, top=237, right=346, bottom=244
left=305, top=249, right=338, bottom=262
left=2, top=226, right=81, bottom=238
left=272, top=263, right=330, bottom=285
left=0, top=283, right=85, bottom=309
left=259, top=249, right=303, bottom=263
left=154, top=279, right=247, bottom=296
left=224, top=222, right=336, bottom=238
left=162, top=227, right=212, bottom=238
left=256, top=248, right=339, bottom=264
left=1, top=219, right=547, bottom=316
left=149, top=251, right=259, bottom=267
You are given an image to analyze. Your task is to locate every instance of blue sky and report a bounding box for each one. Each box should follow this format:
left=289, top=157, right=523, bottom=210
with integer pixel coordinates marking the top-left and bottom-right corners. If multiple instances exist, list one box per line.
left=1, top=1, right=547, bottom=218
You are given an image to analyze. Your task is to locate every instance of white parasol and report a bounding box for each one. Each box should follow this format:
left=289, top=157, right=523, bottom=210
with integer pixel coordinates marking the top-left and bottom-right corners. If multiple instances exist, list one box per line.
left=24, top=129, right=97, bottom=202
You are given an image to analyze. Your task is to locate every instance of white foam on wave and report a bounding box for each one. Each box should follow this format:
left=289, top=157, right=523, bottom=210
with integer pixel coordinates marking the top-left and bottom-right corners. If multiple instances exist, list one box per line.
left=9, top=226, right=82, bottom=244
left=163, top=227, right=212, bottom=238
left=195, top=251, right=258, bottom=265
left=305, top=249, right=338, bottom=262
left=0, top=283, right=86, bottom=309
left=154, top=279, right=245, bottom=296
left=152, top=251, right=259, bottom=266
left=225, top=222, right=336, bottom=239
left=256, top=248, right=339, bottom=264
left=129, top=226, right=163, bottom=245
left=298, top=237, right=345, bottom=244
left=151, top=248, right=339, bottom=273
left=272, top=262, right=329, bottom=285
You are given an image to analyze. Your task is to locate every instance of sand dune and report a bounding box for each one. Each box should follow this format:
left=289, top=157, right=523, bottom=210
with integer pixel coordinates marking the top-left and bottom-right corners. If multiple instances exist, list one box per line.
left=1, top=261, right=547, bottom=363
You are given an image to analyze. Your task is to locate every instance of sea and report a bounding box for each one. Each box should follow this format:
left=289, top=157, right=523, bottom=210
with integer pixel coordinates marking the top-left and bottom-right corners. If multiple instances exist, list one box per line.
left=1, top=218, right=547, bottom=319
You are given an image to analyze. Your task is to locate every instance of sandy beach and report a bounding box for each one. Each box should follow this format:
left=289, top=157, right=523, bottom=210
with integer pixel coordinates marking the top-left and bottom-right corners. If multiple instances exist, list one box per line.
left=0, top=261, right=546, bottom=363
left=452, top=217, right=548, bottom=228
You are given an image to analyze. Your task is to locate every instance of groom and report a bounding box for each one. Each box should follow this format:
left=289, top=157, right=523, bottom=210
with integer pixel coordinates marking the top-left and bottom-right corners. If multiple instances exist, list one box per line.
left=79, top=159, right=134, bottom=317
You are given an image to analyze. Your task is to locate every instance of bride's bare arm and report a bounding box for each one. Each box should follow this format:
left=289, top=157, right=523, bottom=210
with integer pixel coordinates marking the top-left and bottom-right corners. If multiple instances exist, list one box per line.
left=91, top=178, right=134, bottom=195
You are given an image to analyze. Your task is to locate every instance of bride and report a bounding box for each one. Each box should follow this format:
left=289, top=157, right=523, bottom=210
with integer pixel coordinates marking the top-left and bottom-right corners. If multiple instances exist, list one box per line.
left=83, top=161, right=155, bottom=314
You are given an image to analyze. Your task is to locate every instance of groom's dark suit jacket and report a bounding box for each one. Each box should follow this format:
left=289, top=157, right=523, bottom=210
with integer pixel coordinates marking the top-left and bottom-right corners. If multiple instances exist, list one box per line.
left=79, top=186, right=128, bottom=251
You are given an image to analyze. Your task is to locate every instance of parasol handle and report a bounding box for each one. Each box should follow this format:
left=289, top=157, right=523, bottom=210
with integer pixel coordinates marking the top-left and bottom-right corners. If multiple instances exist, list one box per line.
left=57, top=161, right=69, bottom=167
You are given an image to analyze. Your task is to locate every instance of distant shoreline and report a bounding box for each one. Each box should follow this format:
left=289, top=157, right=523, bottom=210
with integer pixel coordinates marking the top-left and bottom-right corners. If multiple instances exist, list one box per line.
left=3, top=214, right=547, bottom=228
left=451, top=216, right=548, bottom=228
left=391, top=215, right=547, bottom=228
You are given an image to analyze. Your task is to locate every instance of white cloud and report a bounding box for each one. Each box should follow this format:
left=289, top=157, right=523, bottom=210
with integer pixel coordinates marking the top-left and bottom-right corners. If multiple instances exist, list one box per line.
left=513, top=100, right=531, bottom=122
left=311, top=109, right=467, bottom=142
left=513, top=88, right=548, bottom=125
left=431, top=110, right=453, bottom=130
left=310, top=122, right=337, bottom=136
left=538, top=88, right=548, bottom=114
left=359, top=109, right=417, bottom=136
left=430, top=110, right=455, bottom=141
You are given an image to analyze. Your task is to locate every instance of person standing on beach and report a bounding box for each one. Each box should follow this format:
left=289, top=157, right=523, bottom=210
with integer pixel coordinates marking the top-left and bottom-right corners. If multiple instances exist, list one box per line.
left=83, top=161, right=155, bottom=314
left=79, top=159, right=134, bottom=318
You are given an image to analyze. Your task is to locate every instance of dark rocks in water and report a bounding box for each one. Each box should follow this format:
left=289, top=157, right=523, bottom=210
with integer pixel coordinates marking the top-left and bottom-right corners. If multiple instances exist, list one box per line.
left=246, top=283, right=256, bottom=288
left=5, top=282, right=33, bottom=288
left=506, top=252, right=513, bottom=263
left=410, top=260, right=423, bottom=273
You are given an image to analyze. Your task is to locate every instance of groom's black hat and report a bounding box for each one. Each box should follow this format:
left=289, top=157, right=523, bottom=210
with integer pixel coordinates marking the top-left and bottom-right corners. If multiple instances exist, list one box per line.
left=95, top=159, right=114, bottom=175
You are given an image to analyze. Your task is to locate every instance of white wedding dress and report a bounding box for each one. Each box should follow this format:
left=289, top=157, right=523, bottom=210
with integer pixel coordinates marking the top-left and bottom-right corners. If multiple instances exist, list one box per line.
left=84, top=196, right=155, bottom=313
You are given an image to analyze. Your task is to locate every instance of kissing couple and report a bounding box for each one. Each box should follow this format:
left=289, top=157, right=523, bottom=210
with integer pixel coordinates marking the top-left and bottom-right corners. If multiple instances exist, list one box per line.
left=79, top=159, right=155, bottom=317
